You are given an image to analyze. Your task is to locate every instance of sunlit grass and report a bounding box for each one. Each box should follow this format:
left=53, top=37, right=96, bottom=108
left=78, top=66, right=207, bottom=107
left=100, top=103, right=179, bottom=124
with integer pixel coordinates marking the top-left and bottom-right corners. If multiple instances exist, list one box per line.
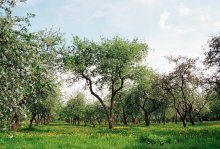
left=0, top=121, right=220, bottom=149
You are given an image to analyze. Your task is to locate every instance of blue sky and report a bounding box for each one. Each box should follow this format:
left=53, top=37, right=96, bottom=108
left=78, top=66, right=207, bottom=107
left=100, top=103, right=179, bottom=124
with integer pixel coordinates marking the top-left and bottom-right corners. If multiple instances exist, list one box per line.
left=14, top=0, right=220, bottom=73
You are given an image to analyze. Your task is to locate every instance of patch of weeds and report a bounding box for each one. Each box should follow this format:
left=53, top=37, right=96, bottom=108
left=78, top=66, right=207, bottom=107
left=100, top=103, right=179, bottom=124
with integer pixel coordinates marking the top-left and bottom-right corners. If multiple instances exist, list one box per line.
left=139, top=134, right=172, bottom=146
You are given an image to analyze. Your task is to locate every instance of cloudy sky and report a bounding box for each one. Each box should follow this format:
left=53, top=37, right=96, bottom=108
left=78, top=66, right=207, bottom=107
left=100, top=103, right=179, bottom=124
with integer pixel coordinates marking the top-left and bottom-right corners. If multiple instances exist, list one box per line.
left=14, top=0, right=220, bottom=99
left=15, top=0, right=220, bottom=72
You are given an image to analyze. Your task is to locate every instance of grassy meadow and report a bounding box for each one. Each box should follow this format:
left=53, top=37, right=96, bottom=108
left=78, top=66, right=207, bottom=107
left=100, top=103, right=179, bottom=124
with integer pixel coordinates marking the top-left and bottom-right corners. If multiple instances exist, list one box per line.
left=0, top=121, right=220, bottom=149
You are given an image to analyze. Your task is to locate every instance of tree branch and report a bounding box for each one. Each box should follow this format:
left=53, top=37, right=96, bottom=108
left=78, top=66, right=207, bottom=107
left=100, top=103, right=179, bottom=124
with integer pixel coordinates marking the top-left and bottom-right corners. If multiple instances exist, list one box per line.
left=81, top=72, right=109, bottom=119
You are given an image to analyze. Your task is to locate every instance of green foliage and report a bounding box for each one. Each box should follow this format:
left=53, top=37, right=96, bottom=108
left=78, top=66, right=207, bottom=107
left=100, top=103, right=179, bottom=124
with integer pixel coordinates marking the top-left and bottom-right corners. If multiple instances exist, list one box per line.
left=64, top=36, right=148, bottom=86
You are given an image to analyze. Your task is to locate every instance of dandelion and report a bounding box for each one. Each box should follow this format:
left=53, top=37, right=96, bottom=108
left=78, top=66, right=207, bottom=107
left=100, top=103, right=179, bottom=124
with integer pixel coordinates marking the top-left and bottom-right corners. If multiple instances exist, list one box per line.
left=8, top=134, right=13, bottom=139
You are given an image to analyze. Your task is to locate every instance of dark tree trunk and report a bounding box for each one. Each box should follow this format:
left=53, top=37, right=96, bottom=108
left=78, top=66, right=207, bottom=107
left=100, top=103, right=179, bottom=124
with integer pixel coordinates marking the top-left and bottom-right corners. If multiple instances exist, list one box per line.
left=108, top=116, right=113, bottom=129
left=90, top=119, right=95, bottom=127
left=122, top=107, right=128, bottom=126
left=77, top=118, right=80, bottom=125
left=175, top=113, right=178, bottom=124
left=97, top=118, right=102, bottom=125
left=34, top=118, right=38, bottom=126
left=144, top=112, right=150, bottom=126
left=84, top=121, right=87, bottom=126
left=132, top=118, right=136, bottom=124
left=108, top=101, right=114, bottom=129
left=198, top=114, right=203, bottom=122
left=163, top=112, right=166, bottom=125
left=189, top=114, right=195, bottom=126
left=181, top=117, right=186, bottom=128
left=37, top=114, right=40, bottom=125
left=11, top=112, right=19, bottom=131
left=29, top=112, right=36, bottom=128
left=43, top=117, right=46, bottom=125
left=188, top=106, right=195, bottom=126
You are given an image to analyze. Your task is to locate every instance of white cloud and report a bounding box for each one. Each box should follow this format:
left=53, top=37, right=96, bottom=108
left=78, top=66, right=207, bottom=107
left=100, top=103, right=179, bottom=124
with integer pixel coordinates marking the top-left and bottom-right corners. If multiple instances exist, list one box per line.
left=26, top=0, right=38, bottom=5
left=136, top=0, right=155, bottom=7
left=159, top=11, right=170, bottom=29
left=214, top=21, right=220, bottom=27
left=173, top=28, right=193, bottom=33
left=199, top=13, right=209, bottom=22
left=159, top=10, right=193, bottom=33
left=17, top=0, right=41, bottom=6
left=55, top=0, right=157, bottom=34
left=178, top=2, right=191, bottom=16
left=146, top=34, right=206, bottom=73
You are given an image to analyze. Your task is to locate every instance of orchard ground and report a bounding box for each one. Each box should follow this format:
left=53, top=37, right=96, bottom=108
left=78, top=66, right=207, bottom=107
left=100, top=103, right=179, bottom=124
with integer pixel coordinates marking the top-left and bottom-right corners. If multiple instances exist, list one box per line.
left=0, top=121, right=220, bottom=149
